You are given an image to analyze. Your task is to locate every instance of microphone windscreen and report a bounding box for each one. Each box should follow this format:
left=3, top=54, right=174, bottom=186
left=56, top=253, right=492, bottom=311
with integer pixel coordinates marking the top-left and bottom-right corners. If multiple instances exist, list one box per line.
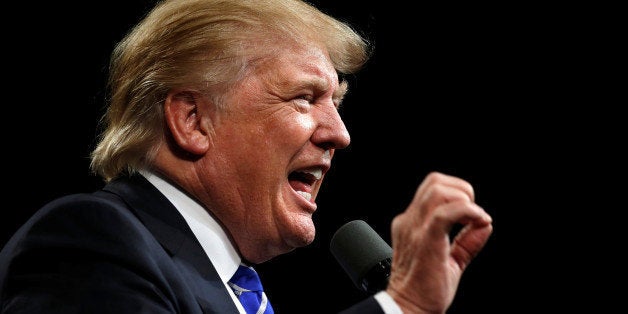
left=329, top=220, right=392, bottom=293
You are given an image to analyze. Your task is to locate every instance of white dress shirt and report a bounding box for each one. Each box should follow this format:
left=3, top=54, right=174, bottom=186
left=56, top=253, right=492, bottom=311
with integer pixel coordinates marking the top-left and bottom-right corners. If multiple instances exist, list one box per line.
left=140, top=170, right=401, bottom=314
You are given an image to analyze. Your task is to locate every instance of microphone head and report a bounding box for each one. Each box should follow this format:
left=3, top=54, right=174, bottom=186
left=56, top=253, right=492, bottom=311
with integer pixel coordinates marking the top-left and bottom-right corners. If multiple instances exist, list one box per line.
left=329, top=220, right=392, bottom=294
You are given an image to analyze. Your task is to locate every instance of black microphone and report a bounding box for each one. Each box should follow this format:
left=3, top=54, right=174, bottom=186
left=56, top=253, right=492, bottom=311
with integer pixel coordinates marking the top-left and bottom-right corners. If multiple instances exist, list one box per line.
left=329, top=220, right=392, bottom=294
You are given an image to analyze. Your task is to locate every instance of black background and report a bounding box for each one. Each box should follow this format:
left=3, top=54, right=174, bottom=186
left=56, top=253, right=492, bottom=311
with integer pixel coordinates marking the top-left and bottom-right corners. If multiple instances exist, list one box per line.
left=2, top=0, right=620, bottom=313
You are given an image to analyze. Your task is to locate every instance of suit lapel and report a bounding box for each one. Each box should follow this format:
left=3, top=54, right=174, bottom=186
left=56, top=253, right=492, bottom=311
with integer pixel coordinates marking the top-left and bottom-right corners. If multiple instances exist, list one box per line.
left=102, top=174, right=239, bottom=314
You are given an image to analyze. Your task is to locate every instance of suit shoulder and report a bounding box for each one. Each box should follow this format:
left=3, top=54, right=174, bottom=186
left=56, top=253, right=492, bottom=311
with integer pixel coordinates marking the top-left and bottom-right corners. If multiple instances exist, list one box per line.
left=27, top=191, right=139, bottom=230
left=1, top=191, right=153, bottom=256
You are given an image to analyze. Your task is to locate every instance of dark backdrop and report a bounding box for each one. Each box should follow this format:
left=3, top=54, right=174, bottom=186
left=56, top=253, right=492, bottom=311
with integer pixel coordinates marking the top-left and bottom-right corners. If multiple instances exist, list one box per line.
left=4, top=0, right=587, bottom=313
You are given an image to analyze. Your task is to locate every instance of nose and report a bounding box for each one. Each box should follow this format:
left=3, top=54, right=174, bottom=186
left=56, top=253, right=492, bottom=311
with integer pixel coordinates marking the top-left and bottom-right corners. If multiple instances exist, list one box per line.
left=311, top=102, right=351, bottom=150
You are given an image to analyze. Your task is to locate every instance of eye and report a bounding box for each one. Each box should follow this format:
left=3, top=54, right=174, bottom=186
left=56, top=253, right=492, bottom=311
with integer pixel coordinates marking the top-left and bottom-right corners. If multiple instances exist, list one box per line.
left=293, top=94, right=313, bottom=112
left=296, top=94, right=314, bottom=102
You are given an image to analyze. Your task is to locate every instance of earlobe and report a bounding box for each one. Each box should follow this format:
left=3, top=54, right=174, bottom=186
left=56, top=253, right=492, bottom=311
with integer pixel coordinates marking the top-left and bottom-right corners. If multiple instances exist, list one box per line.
left=164, top=90, right=210, bottom=155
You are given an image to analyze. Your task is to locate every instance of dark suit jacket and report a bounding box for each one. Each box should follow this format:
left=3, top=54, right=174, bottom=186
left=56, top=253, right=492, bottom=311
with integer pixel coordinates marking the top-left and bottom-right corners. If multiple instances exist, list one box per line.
left=0, top=175, right=384, bottom=314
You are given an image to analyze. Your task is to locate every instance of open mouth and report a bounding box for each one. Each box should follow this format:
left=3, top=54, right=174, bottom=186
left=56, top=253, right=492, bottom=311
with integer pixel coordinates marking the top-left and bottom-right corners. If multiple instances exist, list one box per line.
left=288, top=168, right=322, bottom=202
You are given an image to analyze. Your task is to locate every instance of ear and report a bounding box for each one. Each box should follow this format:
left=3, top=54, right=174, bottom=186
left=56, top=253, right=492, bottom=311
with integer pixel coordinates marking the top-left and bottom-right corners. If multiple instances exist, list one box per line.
left=163, top=90, right=210, bottom=156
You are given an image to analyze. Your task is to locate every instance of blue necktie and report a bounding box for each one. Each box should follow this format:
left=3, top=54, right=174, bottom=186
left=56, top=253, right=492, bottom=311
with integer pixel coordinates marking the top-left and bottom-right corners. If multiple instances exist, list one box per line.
left=228, top=264, right=274, bottom=314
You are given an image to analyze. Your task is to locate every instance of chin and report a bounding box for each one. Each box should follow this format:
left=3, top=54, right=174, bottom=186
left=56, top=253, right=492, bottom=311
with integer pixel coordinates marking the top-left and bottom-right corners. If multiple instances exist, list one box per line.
left=282, top=213, right=316, bottom=248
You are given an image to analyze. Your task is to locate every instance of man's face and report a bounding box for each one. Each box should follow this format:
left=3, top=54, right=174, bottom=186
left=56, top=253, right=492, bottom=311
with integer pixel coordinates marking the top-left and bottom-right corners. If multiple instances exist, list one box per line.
left=200, top=45, right=351, bottom=263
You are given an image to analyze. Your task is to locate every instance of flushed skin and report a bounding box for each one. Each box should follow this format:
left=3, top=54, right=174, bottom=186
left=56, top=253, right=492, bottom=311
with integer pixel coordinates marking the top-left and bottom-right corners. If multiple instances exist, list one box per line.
left=155, top=44, right=350, bottom=264
left=387, top=172, right=493, bottom=313
left=0, top=0, right=493, bottom=313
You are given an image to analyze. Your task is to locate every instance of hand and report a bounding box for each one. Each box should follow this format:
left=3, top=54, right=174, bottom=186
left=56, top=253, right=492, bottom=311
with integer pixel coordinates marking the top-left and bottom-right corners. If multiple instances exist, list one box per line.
left=386, top=172, right=493, bottom=314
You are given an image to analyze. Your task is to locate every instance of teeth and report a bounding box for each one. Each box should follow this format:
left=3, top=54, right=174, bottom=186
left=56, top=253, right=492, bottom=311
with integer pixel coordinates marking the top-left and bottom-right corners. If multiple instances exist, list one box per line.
left=296, top=191, right=312, bottom=201
left=304, top=168, right=322, bottom=180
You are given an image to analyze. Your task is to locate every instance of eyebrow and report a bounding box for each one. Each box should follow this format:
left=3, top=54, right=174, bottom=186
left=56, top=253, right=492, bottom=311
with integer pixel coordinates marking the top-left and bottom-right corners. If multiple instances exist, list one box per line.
left=287, top=73, right=349, bottom=106
left=333, top=80, right=349, bottom=108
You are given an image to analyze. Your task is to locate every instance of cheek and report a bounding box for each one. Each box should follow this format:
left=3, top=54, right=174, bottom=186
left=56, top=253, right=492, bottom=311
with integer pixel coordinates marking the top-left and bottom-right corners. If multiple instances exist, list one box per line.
left=277, top=115, right=314, bottom=143
left=294, top=115, right=315, bottom=130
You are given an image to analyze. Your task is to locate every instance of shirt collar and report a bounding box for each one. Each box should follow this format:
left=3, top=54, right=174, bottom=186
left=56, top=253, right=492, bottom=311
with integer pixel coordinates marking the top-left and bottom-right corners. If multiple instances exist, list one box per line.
left=139, top=170, right=241, bottom=284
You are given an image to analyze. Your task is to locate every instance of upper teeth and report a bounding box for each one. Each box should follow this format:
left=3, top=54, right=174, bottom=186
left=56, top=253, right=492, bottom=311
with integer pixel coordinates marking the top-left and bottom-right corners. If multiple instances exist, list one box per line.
left=304, top=168, right=322, bottom=180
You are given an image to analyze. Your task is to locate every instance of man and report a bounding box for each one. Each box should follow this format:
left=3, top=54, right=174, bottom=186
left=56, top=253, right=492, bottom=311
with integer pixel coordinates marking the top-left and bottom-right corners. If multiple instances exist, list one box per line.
left=0, top=0, right=493, bottom=313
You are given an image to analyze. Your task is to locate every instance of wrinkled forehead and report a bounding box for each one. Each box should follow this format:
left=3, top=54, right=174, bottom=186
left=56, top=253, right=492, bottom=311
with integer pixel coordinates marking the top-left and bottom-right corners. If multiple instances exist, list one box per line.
left=251, top=42, right=343, bottom=91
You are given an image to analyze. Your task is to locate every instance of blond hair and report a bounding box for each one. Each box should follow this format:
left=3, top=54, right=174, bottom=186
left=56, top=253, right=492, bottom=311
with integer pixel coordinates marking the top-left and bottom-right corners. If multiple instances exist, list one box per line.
left=90, top=0, right=371, bottom=182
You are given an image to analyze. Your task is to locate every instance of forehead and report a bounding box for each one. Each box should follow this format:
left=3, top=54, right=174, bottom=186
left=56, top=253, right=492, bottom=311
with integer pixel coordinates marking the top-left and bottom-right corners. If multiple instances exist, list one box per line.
left=255, top=44, right=341, bottom=89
